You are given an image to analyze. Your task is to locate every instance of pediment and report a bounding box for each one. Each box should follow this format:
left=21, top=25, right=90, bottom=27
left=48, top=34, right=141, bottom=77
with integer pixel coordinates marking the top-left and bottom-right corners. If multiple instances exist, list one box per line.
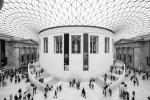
left=115, top=39, right=134, bottom=44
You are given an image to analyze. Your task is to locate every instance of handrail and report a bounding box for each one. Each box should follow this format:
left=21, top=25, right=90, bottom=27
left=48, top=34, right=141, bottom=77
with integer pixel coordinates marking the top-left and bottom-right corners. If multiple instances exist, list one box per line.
left=106, top=60, right=125, bottom=90
left=28, top=63, right=45, bottom=92
left=94, top=60, right=125, bottom=90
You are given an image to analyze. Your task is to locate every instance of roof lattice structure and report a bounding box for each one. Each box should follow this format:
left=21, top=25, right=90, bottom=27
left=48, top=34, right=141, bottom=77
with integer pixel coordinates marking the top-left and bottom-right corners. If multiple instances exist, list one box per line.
left=0, top=0, right=150, bottom=40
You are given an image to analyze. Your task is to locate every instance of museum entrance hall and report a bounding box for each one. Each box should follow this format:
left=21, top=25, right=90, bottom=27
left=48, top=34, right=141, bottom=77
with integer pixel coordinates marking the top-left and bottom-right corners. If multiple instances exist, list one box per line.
left=0, top=0, right=150, bottom=100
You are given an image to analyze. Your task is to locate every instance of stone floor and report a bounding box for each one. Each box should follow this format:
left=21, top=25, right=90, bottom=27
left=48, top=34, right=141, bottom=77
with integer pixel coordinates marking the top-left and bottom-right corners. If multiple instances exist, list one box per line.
left=0, top=71, right=150, bottom=100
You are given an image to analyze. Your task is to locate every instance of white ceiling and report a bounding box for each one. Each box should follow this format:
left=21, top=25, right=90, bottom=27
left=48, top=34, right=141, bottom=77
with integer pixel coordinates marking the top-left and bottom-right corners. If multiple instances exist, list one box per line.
left=0, top=0, right=150, bottom=41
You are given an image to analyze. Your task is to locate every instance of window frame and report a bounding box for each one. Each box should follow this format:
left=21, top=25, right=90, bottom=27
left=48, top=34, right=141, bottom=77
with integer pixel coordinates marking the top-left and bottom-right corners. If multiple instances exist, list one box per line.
left=43, top=37, right=48, bottom=53
left=105, top=37, right=110, bottom=53
left=54, top=36, right=63, bottom=54
left=90, top=35, right=98, bottom=54
left=71, top=35, right=81, bottom=54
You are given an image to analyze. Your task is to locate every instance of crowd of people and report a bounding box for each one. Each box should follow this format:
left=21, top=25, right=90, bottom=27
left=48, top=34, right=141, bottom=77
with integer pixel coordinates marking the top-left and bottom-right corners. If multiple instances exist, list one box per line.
left=1, top=63, right=150, bottom=100
left=0, top=66, right=33, bottom=100
left=0, top=67, right=27, bottom=87
left=3, top=78, right=38, bottom=100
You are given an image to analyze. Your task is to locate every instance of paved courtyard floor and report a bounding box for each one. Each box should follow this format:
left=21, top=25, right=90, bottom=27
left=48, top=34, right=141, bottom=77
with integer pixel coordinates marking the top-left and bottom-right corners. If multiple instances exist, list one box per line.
left=0, top=71, right=150, bottom=100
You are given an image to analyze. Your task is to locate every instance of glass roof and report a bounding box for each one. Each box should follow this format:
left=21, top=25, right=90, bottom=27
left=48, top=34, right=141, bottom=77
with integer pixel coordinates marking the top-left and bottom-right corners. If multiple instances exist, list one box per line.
left=0, top=0, right=150, bottom=41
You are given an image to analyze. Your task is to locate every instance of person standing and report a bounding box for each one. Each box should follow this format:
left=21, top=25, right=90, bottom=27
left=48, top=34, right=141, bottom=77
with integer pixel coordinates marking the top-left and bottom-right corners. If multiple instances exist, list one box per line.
left=59, top=85, right=62, bottom=92
left=23, top=91, right=26, bottom=100
left=132, top=91, right=135, bottom=97
left=138, top=66, right=141, bottom=75
left=81, top=87, right=86, bottom=98
left=109, top=89, right=112, bottom=96
left=53, top=90, right=57, bottom=98
left=10, top=94, right=12, bottom=100
left=133, top=80, right=136, bottom=86
left=14, top=94, right=18, bottom=100
left=27, top=93, right=31, bottom=100
left=44, top=92, right=47, bottom=98
left=91, top=83, right=94, bottom=90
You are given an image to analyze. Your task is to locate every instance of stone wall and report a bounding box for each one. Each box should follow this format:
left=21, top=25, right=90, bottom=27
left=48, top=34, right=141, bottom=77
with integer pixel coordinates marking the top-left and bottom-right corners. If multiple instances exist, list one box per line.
left=4, top=40, right=39, bottom=69
left=114, top=40, right=150, bottom=70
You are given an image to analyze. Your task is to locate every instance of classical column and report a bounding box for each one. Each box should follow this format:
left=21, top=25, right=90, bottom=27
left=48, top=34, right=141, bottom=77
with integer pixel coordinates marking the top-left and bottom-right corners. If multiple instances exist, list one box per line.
left=29, top=47, right=32, bottom=62
left=118, top=47, right=121, bottom=60
left=27, top=47, right=30, bottom=62
left=20, top=47, right=23, bottom=67
left=115, top=47, right=118, bottom=59
left=0, top=40, right=1, bottom=68
left=121, top=47, right=124, bottom=61
left=31, top=47, right=33, bottom=61
left=24, top=47, right=27, bottom=63
left=132, top=47, right=134, bottom=68
left=126, top=47, right=129, bottom=67
left=129, top=47, right=134, bottom=69
left=18, top=47, right=21, bottom=68
left=33, top=47, right=36, bottom=61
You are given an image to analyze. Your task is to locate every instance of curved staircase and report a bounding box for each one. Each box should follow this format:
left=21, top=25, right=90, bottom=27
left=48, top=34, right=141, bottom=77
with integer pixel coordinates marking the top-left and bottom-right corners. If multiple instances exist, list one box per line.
left=28, top=62, right=60, bottom=92
left=28, top=60, right=125, bottom=92
left=95, top=60, right=125, bottom=90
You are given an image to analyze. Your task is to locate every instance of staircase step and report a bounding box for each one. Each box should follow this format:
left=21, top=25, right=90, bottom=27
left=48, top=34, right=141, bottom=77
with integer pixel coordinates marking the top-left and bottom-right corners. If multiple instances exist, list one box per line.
left=95, top=78, right=104, bottom=88
left=43, top=77, right=59, bottom=86
left=109, top=69, right=123, bottom=74
left=95, top=76, right=113, bottom=88
left=106, top=73, right=120, bottom=78
left=34, top=72, right=51, bottom=81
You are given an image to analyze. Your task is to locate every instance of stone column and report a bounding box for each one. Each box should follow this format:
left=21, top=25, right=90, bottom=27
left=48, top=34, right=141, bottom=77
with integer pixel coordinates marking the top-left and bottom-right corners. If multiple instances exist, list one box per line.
left=131, top=47, right=134, bottom=69
left=121, top=47, right=124, bottom=61
left=20, top=47, right=24, bottom=67
left=126, top=47, right=129, bottom=67
left=31, top=47, right=33, bottom=61
left=24, top=47, right=27, bottom=64
left=35, top=47, right=38, bottom=61
left=0, top=40, right=1, bottom=68
left=116, top=47, right=118, bottom=59
left=29, top=47, right=32, bottom=62
left=119, top=47, right=121, bottom=60
left=123, top=47, right=126, bottom=65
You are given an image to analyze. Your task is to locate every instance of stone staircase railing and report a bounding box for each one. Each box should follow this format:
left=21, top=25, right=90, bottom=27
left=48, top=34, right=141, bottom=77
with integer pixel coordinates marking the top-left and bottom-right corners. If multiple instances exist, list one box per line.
left=95, top=60, right=125, bottom=90
left=28, top=62, right=60, bottom=92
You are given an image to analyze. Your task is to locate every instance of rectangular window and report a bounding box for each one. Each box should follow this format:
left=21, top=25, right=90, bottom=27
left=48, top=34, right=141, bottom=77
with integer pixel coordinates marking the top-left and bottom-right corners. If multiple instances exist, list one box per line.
left=43, top=37, right=48, bottom=53
left=71, top=35, right=81, bottom=53
left=54, top=36, right=62, bottom=53
left=90, top=35, right=98, bottom=53
left=105, top=37, right=109, bottom=53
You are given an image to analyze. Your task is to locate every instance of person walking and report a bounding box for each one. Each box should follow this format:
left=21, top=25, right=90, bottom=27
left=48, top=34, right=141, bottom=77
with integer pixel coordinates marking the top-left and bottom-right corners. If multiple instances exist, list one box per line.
left=81, top=87, right=86, bottom=98
left=10, top=94, right=12, bottom=100
left=14, top=94, right=18, bottom=100
left=23, top=91, right=26, bottom=100
left=27, top=93, right=31, bottom=100
left=53, top=90, right=57, bottom=98
left=44, top=92, right=47, bottom=98
left=91, top=83, right=94, bottom=90
left=132, top=91, right=135, bottom=97
left=59, top=85, right=62, bottom=91
left=109, top=89, right=112, bottom=96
